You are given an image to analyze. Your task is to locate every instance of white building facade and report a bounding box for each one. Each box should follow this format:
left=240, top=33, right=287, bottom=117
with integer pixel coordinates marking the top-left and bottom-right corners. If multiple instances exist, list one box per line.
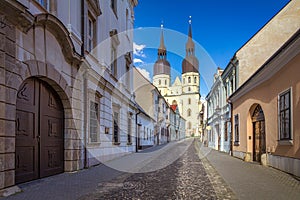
left=206, top=68, right=231, bottom=153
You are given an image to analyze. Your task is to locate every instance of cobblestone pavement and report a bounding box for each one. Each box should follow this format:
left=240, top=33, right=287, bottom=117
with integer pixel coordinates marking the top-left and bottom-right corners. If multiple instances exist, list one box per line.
left=79, top=139, right=234, bottom=200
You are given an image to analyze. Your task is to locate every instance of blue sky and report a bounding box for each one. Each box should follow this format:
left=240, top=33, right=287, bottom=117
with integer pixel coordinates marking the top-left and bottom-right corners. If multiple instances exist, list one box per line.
left=132, top=0, right=290, bottom=96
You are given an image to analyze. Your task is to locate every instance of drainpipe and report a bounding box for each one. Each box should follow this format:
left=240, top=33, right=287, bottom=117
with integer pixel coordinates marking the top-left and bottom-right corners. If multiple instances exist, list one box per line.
left=228, top=99, right=233, bottom=156
left=135, top=109, right=141, bottom=152
left=83, top=69, right=88, bottom=168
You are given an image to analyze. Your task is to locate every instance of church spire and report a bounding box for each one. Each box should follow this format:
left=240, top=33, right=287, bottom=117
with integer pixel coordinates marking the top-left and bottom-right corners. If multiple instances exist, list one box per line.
left=158, top=22, right=167, bottom=59
left=186, top=16, right=195, bottom=56
left=153, top=22, right=171, bottom=76
left=182, top=16, right=199, bottom=74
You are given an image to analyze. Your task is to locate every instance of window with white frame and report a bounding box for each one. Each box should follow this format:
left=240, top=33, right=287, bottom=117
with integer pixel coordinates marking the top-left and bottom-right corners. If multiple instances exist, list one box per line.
left=113, top=110, right=120, bottom=144
left=279, top=89, right=291, bottom=140
left=111, top=0, right=117, bottom=17
left=234, top=114, right=239, bottom=145
left=127, top=114, right=132, bottom=144
left=224, top=121, right=228, bottom=142
left=89, top=97, right=100, bottom=143
left=111, top=46, right=117, bottom=77
left=87, top=14, right=96, bottom=52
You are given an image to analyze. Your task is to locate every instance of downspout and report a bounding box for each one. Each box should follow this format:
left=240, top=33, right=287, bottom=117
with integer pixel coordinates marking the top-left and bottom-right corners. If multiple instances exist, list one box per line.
left=81, top=0, right=88, bottom=168
left=228, top=100, right=233, bottom=156
left=135, top=109, right=141, bottom=152
left=83, top=69, right=88, bottom=168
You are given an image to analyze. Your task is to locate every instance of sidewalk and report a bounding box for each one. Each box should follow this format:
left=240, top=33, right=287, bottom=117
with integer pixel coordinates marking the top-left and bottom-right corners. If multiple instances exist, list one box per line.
left=199, top=144, right=300, bottom=200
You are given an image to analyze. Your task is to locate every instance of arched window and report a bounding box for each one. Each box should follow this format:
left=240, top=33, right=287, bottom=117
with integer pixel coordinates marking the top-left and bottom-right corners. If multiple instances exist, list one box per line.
left=172, top=100, right=177, bottom=105
left=187, top=109, right=191, bottom=116
left=188, top=87, right=191, bottom=92
left=188, top=121, right=192, bottom=129
left=165, top=80, right=167, bottom=85
left=159, top=80, right=161, bottom=85
left=194, top=77, right=197, bottom=83
left=183, top=78, right=185, bottom=84
left=188, top=98, right=191, bottom=104
left=188, top=77, right=191, bottom=83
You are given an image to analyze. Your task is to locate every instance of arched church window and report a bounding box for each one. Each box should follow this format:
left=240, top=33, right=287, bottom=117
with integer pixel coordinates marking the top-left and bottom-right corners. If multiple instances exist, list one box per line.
left=188, top=77, right=191, bottom=83
left=172, top=100, right=177, bottom=105
left=194, top=77, right=197, bottom=83
left=188, top=87, right=191, bottom=92
left=188, top=98, right=191, bottom=104
left=188, top=121, right=192, bottom=129
left=187, top=109, right=191, bottom=116
left=159, top=80, right=161, bottom=85
left=165, top=80, right=167, bottom=85
left=183, top=78, right=185, bottom=84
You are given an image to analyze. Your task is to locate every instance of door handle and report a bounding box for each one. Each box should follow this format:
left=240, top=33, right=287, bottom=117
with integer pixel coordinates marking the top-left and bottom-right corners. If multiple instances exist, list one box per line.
left=36, top=135, right=40, bottom=142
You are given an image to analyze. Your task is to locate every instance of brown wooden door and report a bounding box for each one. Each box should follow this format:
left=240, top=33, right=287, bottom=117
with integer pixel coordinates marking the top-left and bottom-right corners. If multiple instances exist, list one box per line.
left=16, top=78, right=64, bottom=184
left=253, top=121, right=266, bottom=162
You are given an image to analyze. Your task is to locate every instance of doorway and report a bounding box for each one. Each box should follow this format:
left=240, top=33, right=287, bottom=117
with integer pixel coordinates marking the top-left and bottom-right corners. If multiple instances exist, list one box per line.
left=252, top=105, right=266, bottom=162
left=15, top=78, right=64, bottom=184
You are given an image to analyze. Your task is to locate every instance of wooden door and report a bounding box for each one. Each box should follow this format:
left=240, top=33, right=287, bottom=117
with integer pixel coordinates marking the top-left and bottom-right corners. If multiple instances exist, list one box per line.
left=252, top=105, right=266, bottom=162
left=39, top=81, right=64, bottom=178
left=16, top=78, right=64, bottom=184
left=253, top=121, right=266, bottom=162
left=15, top=79, right=39, bottom=183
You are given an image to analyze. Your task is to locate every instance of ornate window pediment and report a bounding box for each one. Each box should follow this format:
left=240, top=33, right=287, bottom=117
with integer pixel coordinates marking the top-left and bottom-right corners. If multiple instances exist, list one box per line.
left=87, top=0, right=101, bottom=16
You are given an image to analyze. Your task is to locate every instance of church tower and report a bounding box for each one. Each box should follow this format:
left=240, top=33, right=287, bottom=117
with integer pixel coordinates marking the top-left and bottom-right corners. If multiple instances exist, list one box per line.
left=153, top=24, right=171, bottom=96
left=180, top=17, right=201, bottom=137
left=181, top=17, right=200, bottom=94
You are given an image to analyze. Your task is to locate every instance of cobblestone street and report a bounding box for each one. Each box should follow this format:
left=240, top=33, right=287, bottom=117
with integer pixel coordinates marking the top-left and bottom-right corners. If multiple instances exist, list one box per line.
left=3, top=138, right=300, bottom=200
left=79, top=139, right=234, bottom=200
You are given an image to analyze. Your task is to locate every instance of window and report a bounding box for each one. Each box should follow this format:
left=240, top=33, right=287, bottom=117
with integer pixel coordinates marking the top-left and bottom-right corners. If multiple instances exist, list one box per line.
left=188, top=77, right=191, bottom=83
left=147, top=128, right=149, bottom=140
left=87, top=14, right=96, bottom=52
left=126, top=9, right=129, bottom=34
left=188, top=98, right=191, bottom=105
left=183, top=78, right=185, bottom=84
left=224, top=122, right=228, bottom=142
left=279, top=89, right=291, bottom=140
left=188, top=121, right=192, bottom=129
left=188, top=87, right=191, bottom=92
left=159, top=80, right=161, bottom=85
left=165, top=80, right=167, bottom=85
left=144, top=127, right=146, bottom=139
left=127, top=115, right=132, bottom=144
left=113, top=111, right=120, bottom=144
left=126, top=63, right=130, bottom=88
left=187, top=109, right=191, bottom=117
left=89, top=101, right=99, bottom=143
left=234, top=114, right=239, bottom=145
left=111, top=46, right=117, bottom=77
left=194, top=77, right=197, bottom=83
left=111, top=0, right=117, bottom=17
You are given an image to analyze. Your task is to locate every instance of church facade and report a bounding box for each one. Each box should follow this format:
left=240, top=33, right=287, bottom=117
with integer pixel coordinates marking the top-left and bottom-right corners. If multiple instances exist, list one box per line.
left=153, top=22, right=202, bottom=137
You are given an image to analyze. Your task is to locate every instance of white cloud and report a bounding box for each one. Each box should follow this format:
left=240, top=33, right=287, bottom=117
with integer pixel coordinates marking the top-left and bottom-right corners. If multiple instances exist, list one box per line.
left=133, top=42, right=146, bottom=58
left=137, top=67, right=151, bottom=82
left=133, top=58, right=144, bottom=64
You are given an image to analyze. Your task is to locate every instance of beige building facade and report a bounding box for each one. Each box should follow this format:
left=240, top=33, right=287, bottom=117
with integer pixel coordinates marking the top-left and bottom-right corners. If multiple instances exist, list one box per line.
left=230, top=29, right=300, bottom=177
